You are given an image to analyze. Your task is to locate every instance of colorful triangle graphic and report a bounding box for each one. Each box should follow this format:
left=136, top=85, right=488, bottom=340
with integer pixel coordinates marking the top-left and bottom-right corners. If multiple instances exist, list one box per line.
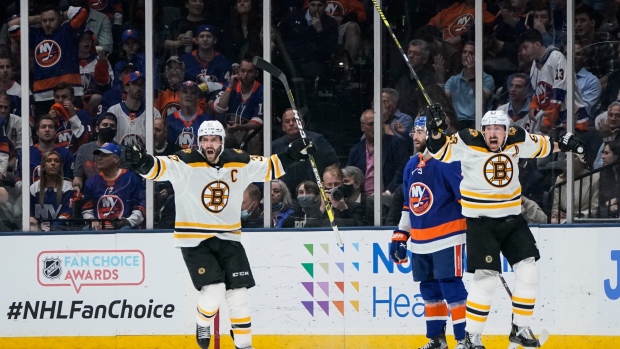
left=350, top=300, right=359, bottom=313
left=339, top=244, right=345, bottom=252
left=320, top=243, right=329, bottom=254
left=317, top=300, right=329, bottom=315
left=352, top=262, right=359, bottom=271
left=319, top=262, right=329, bottom=274
left=335, top=281, right=345, bottom=294
left=332, top=301, right=344, bottom=316
left=352, top=243, right=359, bottom=252
left=336, top=262, right=344, bottom=273
left=317, top=281, right=329, bottom=296
left=302, top=301, right=314, bottom=316
left=350, top=281, right=359, bottom=292
left=302, top=263, right=314, bottom=277
left=301, top=282, right=314, bottom=297
left=304, top=244, right=314, bottom=256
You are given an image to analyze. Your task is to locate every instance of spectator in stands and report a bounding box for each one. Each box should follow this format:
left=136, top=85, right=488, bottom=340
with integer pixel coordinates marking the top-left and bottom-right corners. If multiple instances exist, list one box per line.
left=494, top=0, right=535, bottom=43
left=153, top=118, right=180, bottom=156
left=223, top=0, right=263, bottom=64
left=0, top=91, right=22, bottom=174
left=156, top=56, right=208, bottom=117
left=282, top=180, right=324, bottom=228
left=0, top=185, right=21, bottom=231
left=347, top=109, right=408, bottom=198
left=270, top=178, right=297, bottom=228
left=550, top=154, right=599, bottom=223
left=48, top=83, right=92, bottom=154
left=482, top=23, right=520, bottom=91
left=532, top=5, right=562, bottom=47
left=566, top=42, right=602, bottom=120
left=164, top=0, right=211, bottom=56
left=82, top=142, right=145, bottom=230
left=166, top=81, right=214, bottom=150
left=100, top=62, right=135, bottom=115
left=594, top=102, right=620, bottom=168
left=342, top=165, right=369, bottom=223
left=520, top=29, right=588, bottom=134
left=73, top=112, right=118, bottom=198
left=107, top=71, right=161, bottom=147
left=182, top=24, right=232, bottom=90
left=497, top=73, right=533, bottom=131
left=599, top=48, right=620, bottom=112
left=394, top=39, right=438, bottom=118
left=598, top=141, right=620, bottom=218
left=322, top=164, right=366, bottom=226
left=272, top=109, right=340, bottom=194
left=427, top=0, right=494, bottom=45
left=150, top=117, right=176, bottom=229
left=84, top=2, right=113, bottom=53
left=122, top=0, right=166, bottom=60
left=0, top=113, right=9, bottom=183
left=113, top=28, right=157, bottom=86
left=78, top=27, right=113, bottom=119
left=16, top=115, right=74, bottom=189
left=381, top=88, right=413, bottom=147
left=213, top=57, right=263, bottom=154
left=444, top=41, right=495, bottom=130
left=322, top=0, right=366, bottom=61
left=0, top=53, right=28, bottom=117
left=29, top=150, right=73, bottom=231
left=241, top=183, right=264, bottom=228
left=88, top=0, right=122, bottom=28
left=575, top=5, right=618, bottom=89
left=278, top=0, right=338, bottom=81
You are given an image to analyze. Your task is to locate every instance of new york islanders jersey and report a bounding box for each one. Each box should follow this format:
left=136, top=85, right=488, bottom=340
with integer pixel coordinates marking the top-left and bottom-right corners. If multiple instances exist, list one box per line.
left=183, top=51, right=232, bottom=85
left=89, top=0, right=123, bottom=24
left=54, top=109, right=92, bottom=154
left=165, top=109, right=214, bottom=150
left=5, top=80, right=34, bottom=117
left=29, top=6, right=88, bottom=101
left=1, top=113, right=23, bottom=151
left=107, top=101, right=162, bottom=147
left=529, top=47, right=588, bottom=131
left=79, top=54, right=114, bottom=94
left=0, top=122, right=9, bottom=176
left=16, top=145, right=74, bottom=184
left=141, top=148, right=286, bottom=247
left=399, top=154, right=466, bottom=254
left=428, top=127, right=552, bottom=218
left=30, top=180, right=73, bottom=221
left=82, top=169, right=146, bottom=227
left=213, top=81, right=264, bottom=126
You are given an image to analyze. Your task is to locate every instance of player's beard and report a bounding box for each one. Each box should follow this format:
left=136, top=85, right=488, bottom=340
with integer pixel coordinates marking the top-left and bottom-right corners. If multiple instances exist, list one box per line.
left=203, top=145, right=222, bottom=164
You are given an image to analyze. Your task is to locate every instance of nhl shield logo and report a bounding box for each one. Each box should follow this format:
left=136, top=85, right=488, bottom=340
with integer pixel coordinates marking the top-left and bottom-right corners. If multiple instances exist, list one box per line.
left=43, top=257, right=62, bottom=280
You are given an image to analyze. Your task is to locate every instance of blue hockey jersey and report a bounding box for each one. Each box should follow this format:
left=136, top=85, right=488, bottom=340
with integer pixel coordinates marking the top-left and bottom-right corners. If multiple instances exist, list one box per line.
left=30, top=179, right=73, bottom=221
left=165, top=109, right=214, bottom=150
left=213, top=81, right=264, bottom=125
left=182, top=51, right=232, bottom=85
left=400, top=154, right=466, bottom=253
left=54, top=109, right=92, bottom=154
left=16, top=145, right=74, bottom=184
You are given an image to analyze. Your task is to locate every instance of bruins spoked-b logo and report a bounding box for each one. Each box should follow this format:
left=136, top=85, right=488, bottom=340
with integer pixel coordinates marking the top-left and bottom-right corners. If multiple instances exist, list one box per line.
left=43, top=257, right=62, bottom=280
left=483, top=154, right=513, bottom=187
left=202, top=181, right=230, bottom=213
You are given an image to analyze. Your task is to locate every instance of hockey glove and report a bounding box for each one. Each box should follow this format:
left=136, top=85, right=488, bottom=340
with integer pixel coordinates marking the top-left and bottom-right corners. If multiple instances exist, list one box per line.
left=558, top=132, right=586, bottom=155
left=390, top=230, right=410, bottom=264
left=287, top=137, right=316, bottom=160
left=426, top=103, right=446, bottom=135
left=124, top=145, right=154, bottom=175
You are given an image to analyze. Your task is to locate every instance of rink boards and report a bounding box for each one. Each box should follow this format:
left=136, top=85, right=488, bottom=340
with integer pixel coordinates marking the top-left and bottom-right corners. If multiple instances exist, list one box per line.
left=1, top=226, right=619, bottom=349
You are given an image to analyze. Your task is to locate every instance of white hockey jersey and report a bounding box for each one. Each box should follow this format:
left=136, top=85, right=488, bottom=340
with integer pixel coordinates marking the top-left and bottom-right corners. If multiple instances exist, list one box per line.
left=108, top=102, right=161, bottom=148
left=428, top=127, right=553, bottom=218
left=142, top=148, right=286, bottom=247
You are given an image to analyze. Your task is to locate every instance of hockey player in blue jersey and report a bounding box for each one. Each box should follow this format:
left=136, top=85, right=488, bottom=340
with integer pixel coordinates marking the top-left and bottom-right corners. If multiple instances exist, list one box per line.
left=391, top=116, right=468, bottom=349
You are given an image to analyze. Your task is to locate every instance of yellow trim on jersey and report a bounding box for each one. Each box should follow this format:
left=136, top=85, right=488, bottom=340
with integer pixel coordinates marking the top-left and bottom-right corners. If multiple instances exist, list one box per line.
left=173, top=233, right=216, bottom=239
left=461, top=200, right=521, bottom=209
left=466, top=301, right=491, bottom=311
left=432, top=141, right=449, bottom=161
left=466, top=313, right=487, bottom=322
left=223, top=162, right=248, bottom=168
left=175, top=221, right=242, bottom=230
left=271, top=154, right=283, bottom=178
left=512, top=296, right=536, bottom=304
left=232, top=329, right=252, bottom=335
left=513, top=308, right=534, bottom=316
left=188, top=163, right=212, bottom=168
left=231, top=316, right=251, bottom=324
left=468, top=146, right=490, bottom=153
left=145, top=159, right=160, bottom=180
left=154, top=159, right=167, bottom=180
left=264, top=158, right=273, bottom=181
left=461, top=188, right=521, bottom=200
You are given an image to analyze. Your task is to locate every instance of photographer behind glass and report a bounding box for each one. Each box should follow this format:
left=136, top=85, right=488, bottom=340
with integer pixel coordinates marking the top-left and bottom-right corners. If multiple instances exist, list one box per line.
left=321, top=164, right=366, bottom=226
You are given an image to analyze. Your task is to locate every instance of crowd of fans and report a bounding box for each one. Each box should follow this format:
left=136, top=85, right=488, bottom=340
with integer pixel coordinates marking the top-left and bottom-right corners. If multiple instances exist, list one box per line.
left=0, top=0, right=619, bottom=231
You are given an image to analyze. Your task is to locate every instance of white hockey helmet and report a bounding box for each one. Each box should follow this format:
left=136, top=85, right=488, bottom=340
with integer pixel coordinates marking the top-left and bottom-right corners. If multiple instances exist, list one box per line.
left=481, top=110, right=511, bottom=148
left=197, top=120, right=226, bottom=157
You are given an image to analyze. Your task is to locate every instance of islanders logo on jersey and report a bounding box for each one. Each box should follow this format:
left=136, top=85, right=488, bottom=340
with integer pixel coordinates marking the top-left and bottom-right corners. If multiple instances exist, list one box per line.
left=89, top=0, right=109, bottom=11
left=176, top=127, right=197, bottom=149
left=325, top=1, right=345, bottom=17
left=448, top=14, right=473, bottom=37
left=120, top=134, right=145, bottom=148
left=97, top=194, right=125, bottom=219
left=163, top=102, right=181, bottom=117
left=35, top=40, right=62, bottom=68
left=56, top=129, right=74, bottom=149
left=535, top=81, right=553, bottom=109
left=202, top=181, right=229, bottom=213
left=483, top=154, right=513, bottom=187
left=409, top=182, right=433, bottom=216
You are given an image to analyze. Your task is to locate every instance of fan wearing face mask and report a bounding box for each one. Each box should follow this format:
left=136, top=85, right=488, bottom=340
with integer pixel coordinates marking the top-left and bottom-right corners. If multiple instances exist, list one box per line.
left=240, top=183, right=264, bottom=228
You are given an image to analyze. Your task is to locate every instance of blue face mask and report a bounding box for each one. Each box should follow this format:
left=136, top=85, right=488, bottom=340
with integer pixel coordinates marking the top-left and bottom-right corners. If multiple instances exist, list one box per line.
left=241, top=202, right=256, bottom=220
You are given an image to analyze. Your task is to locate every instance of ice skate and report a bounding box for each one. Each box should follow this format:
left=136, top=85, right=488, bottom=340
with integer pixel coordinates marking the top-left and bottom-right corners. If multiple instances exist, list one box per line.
left=196, top=324, right=211, bottom=349
left=454, top=338, right=467, bottom=349
left=507, top=323, right=539, bottom=348
left=418, top=332, right=448, bottom=349
left=465, top=331, right=485, bottom=349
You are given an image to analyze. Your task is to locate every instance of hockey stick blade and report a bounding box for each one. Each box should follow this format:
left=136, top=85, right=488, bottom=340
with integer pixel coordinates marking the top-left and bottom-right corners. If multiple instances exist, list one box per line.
left=537, top=329, right=549, bottom=347
left=253, top=56, right=286, bottom=85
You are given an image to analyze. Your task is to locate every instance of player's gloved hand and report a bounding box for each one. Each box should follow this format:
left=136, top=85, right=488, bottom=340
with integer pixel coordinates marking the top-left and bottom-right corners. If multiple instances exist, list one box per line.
left=390, top=230, right=410, bottom=264
left=124, top=145, right=154, bottom=175
left=558, top=132, right=586, bottom=155
left=426, top=103, right=446, bottom=135
left=50, top=103, right=71, bottom=122
left=287, top=137, right=315, bottom=160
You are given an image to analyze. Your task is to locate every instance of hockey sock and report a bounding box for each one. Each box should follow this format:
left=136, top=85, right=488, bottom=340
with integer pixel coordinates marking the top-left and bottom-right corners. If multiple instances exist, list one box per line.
left=466, top=269, right=498, bottom=334
left=196, top=283, right=226, bottom=327
left=438, top=277, right=468, bottom=340
left=512, top=257, right=538, bottom=327
left=420, top=280, right=448, bottom=339
left=226, top=287, right=252, bottom=348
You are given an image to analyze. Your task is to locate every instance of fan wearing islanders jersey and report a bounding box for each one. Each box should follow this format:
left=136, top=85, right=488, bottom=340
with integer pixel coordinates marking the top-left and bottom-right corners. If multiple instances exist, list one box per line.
left=166, top=81, right=214, bottom=150
left=390, top=116, right=468, bottom=349
left=48, top=83, right=92, bottom=154
left=124, top=120, right=314, bottom=349
left=156, top=56, right=208, bottom=118
left=82, top=143, right=145, bottom=230
left=183, top=24, right=232, bottom=91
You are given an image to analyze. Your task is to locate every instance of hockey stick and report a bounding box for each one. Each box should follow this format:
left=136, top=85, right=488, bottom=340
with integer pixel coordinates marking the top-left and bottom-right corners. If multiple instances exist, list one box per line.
left=498, top=274, right=550, bottom=348
left=252, top=56, right=344, bottom=247
left=369, top=0, right=433, bottom=107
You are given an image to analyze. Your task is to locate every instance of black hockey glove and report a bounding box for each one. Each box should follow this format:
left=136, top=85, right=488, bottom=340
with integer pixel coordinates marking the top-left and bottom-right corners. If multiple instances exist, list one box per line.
left=124, top=145, right=154, bottom=175
left=287, top=137, right=316, bottom=160
left=426, top=103, right=447, bottom=135
left=558, top=132, right=586, bottom=154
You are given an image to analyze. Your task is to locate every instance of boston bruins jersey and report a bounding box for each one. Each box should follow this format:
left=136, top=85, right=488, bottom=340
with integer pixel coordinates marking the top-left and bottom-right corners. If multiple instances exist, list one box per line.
left=141, top=148, right=285, bottom=247
left=428, top=127, right=552, bottom=218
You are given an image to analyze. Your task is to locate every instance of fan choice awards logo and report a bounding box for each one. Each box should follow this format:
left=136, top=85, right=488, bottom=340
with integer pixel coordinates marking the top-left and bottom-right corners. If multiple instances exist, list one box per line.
left=300, top=243, right=360, bottom=317
left=37, top=250, right=145, bottom=293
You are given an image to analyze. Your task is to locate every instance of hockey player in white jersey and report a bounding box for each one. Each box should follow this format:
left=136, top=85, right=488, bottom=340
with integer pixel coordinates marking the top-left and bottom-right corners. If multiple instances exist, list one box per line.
left=425, top=105, right=586, bottom=349
left=125, top=120, right=314, bottom=349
